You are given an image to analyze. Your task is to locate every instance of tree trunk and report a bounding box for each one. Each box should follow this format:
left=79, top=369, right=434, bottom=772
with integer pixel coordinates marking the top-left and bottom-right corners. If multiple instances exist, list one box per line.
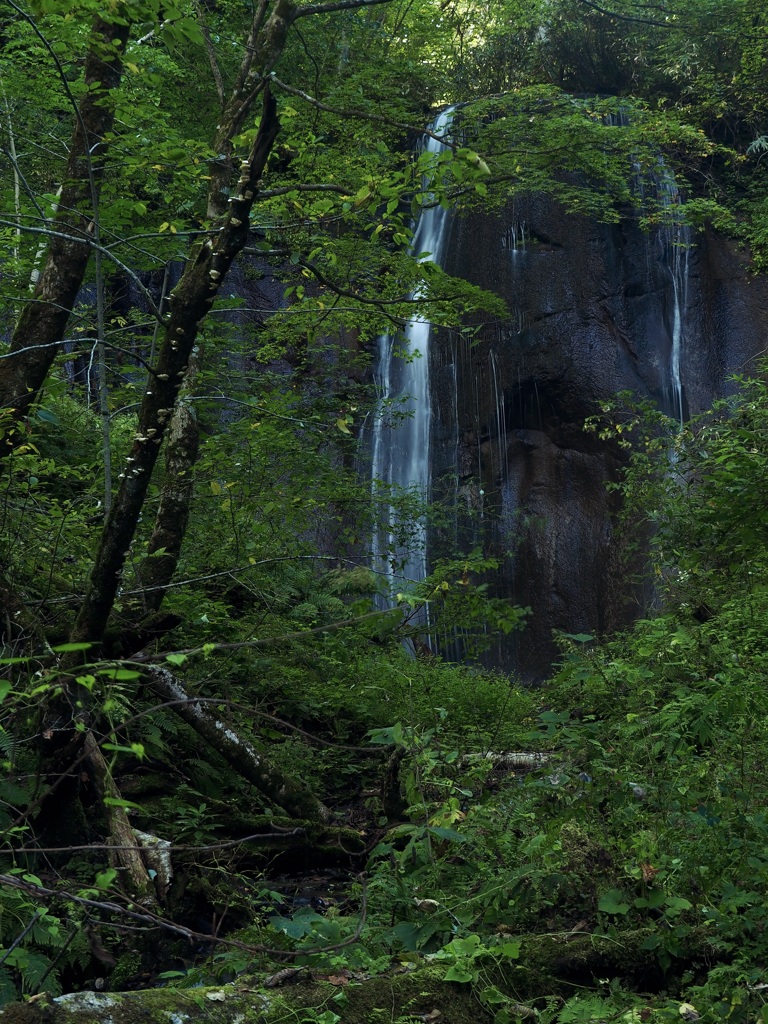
left=82, top=732, right=155, bottom=902
left=0, top=11, right=130, bottom=438
left=134, top=363, right=200, bottom=615
left=69, top=89, right=281, bottom=649
left=144, top=666, right=330, bottom=821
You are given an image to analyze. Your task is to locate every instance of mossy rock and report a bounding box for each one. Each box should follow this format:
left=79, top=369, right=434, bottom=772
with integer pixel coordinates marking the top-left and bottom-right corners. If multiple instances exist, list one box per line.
left=0, top=928, right=717, bottom=1024
left=0, top=972, right=490, bottom=1024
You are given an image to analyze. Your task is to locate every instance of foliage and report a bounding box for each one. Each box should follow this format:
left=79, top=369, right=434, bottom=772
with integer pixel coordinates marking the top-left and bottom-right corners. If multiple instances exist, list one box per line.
left=1, top=0, right=768, bottom=1016
left=0, top=878, right=91, bottom=1001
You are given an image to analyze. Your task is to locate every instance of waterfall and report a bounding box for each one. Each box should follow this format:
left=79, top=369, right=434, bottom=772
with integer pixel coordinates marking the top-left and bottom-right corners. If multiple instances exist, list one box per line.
left=605, top=110, right=691, bottom=423
left=655, top=161, right=690, bottom=427
left=490, top=350, right=507, bottom=481
left=371, top=107, right=454, bottom=606
left=633, top=154, right=691, bottom=425
left=501, top=219, right=526, bottom=256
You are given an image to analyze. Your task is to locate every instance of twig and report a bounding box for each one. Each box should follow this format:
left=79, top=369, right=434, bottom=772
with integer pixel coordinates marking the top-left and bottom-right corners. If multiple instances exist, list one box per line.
left=0, top=910, right=44, bottom=967
left=0, top=873, right=368, bottom=959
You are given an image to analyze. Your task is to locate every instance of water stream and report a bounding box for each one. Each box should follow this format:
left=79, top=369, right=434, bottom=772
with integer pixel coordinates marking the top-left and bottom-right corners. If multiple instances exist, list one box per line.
left=656, top=161, right=690, bottom=427
left=607, top=111, right=691, bottom=423
left=635, top=155, right=691, bottom=425
left=370, top=108, right=454, bottom=606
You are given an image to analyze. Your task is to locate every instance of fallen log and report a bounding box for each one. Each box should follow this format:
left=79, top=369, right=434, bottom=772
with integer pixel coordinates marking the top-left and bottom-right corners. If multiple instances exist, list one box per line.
left=143, top=667, right=330, bottom=822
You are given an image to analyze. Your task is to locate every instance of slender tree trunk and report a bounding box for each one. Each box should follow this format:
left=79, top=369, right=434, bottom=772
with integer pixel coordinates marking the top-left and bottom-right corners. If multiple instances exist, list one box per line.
left=135, top=361, right=200, bottom=614
left=0, top=12, right=130, bottom=437
left=69, top=89, right=281, bottom=648
left=82, top=732, right=155, bottom=901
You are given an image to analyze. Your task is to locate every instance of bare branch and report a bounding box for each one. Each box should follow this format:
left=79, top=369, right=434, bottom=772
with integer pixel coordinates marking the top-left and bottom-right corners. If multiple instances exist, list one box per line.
left=15, top=829, right=308, bottom=856
left=192, top=0, right=226, bottom=106
left=2, top=0, right=98, bottom=204
left=269, top=73, right=455, bottom=147
left=0, top=872, right=368, bottom=958
left=229, top=0, right=272, bottom=101
left=130, top=607, right=403, bottom=663
left=259, top=182, right=351, bottom=198
left=0, top=219, right=165, bottom=322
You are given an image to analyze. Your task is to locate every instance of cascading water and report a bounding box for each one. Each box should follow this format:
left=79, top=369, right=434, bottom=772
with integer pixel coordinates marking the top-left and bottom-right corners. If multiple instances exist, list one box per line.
left=606, top=111, right=691, bottom=424
left=655, top=161, right=690, bottom=427
left=633, top=154, right=691, bottom=425
left=370, top=108, right=454, bottom=607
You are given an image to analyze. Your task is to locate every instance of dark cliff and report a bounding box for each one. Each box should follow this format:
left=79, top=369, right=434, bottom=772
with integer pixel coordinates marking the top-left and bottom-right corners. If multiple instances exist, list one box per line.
left=430, top=193, right=768, bottom=680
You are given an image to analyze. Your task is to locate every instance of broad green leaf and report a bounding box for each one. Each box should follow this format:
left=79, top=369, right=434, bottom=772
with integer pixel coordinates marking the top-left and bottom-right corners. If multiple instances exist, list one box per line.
left=598, top=890, right=630, bottom=915
left=444, top=965, right=474, bottom=983
left=428, top=825, right=468, bottom=843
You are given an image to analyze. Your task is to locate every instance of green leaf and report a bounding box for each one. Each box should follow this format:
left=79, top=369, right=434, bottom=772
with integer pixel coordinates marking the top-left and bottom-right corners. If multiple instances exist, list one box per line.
left=271, top=910, right=324, bottom=939
left=95, top=868, right=117, bottom=889
left=635, top=889, right=666, bottom=910
left=480, top=986, right=509, bottom=1006
left=165, top=653, right=187, bottom=666
left=97, top=667, right=141, bottom=680
left=598, top=889, right=630, bottom=915
left=664, top=896, right=692, bottom=914
left=314, top=1012, right=341, bottom=1024
left=499, top=939, right=522, bottom=959
left=52, top=642, right=93, bottom=653
left=444, top=965, right=475, bottom=983
left=368, top=726, right=397, bottom=745
left=35, top=408, right=60, bottom=425
left=428, top=825, right=468, bottom=843
left=445, top=935, right=482, bottom=956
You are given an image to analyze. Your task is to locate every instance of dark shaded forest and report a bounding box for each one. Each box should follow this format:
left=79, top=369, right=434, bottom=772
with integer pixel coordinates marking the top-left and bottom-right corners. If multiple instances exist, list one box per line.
left=1, top=0, right=768, bottom=1021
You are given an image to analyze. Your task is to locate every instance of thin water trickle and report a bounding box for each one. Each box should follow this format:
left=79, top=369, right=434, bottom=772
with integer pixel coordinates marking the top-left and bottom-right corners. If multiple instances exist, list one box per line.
left=490, top=351, right=507, bottom=480
left=656, top=160, right=690, bottom=428
left=605, top=110, right=691, bottom=424
left=371, top=107, right=454, bottom=607
left=635, top=155, right=691, bottom=425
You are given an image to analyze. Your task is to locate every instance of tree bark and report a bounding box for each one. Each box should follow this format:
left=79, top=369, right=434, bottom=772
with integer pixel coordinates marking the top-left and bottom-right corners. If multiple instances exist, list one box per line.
left=0, top=11, right=130, bottom=437
left=134, top=365, right=200, bottom=615
left=207, top=0, right=295, bottom=219
left=82, top=731, right=155, bottom=902
left=144, top=666, right=330, bottom=822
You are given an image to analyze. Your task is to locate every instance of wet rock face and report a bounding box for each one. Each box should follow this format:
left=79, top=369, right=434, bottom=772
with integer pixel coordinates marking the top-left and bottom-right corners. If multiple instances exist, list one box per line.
left=431, top=194, right=768, bottom=680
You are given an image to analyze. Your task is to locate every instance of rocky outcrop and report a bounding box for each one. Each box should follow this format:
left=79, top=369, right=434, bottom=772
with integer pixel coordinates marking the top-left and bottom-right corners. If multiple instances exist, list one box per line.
left=430, top=194, right=768, bottom=680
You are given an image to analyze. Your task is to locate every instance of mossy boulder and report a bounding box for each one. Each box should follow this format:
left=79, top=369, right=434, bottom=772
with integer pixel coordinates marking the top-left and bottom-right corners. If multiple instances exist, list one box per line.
left=0, top=928, right=717, bottom=1024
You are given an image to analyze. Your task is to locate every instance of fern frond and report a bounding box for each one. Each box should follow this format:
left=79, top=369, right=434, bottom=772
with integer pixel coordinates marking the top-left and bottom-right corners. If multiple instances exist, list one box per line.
left=0, top=730, right=15, bottom=758
left=0, top=966, right=18, bottom=1007
left=558, top=996, right=616, bottom=1024
left=19, top=950, right=56, bottom=995
left=323, top=567, right=378, bottom=595
left=66, top=933, right=91, bottom=971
